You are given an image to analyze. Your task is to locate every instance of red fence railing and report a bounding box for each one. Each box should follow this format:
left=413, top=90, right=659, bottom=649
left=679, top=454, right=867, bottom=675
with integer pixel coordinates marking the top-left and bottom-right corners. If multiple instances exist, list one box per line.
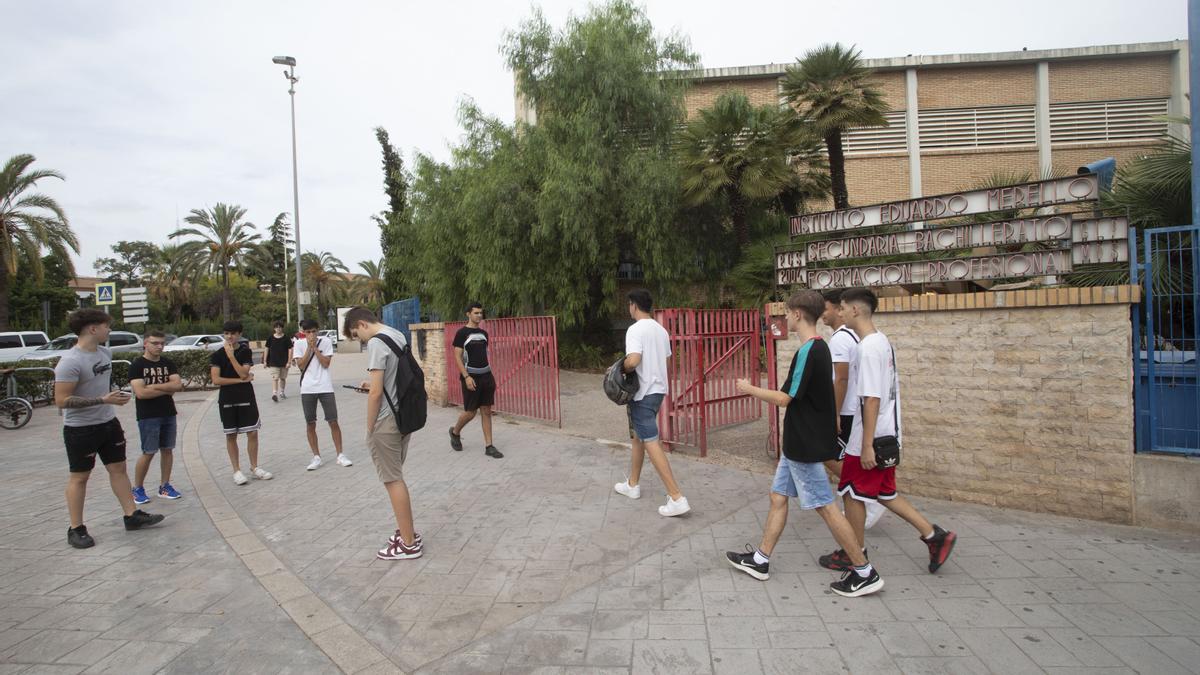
left=444, top=316, right=561, bottom=426
left=655, top=308, right=761, bottom=456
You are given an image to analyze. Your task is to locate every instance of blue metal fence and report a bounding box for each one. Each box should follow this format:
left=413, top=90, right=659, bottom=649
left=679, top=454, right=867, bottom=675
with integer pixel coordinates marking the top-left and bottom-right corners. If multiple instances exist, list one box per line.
left=381, top=297, right=420, bottom=346
left=1133, top=224, right=1199, bottom=455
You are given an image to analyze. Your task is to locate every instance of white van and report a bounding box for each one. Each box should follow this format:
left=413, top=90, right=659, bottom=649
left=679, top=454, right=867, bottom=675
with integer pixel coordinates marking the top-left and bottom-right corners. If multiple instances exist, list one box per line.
left=0, top=331, right=50, bottom=362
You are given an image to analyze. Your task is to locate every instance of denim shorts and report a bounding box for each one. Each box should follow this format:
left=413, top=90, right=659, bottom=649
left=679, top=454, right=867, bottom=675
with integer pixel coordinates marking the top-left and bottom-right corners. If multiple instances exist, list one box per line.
left=627, top=393, right=664, bottom=442
left=137, top=416, right=178, bottom=454
left=771, top=457, right=835, bottom=509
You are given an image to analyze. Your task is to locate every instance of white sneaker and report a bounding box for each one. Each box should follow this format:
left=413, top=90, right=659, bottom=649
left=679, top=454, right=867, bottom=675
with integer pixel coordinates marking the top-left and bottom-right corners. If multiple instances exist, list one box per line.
left=336, top=454, right=353, bottom=467
left=614, top=481, right=641, bottom=499
left=865, top=500, right=887, bottom=529
left=233, top=470, right=248, bottom=485
left=658, top=496, right=690, bottom=517
left=252, top=467, right=273, bottom=480
left=306, top=456, right=322, bottom=471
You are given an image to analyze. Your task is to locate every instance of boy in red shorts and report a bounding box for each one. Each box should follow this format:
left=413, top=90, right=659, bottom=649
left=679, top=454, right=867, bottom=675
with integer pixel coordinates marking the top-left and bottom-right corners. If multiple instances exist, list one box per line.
left=823, top=287, right=957, bottom=574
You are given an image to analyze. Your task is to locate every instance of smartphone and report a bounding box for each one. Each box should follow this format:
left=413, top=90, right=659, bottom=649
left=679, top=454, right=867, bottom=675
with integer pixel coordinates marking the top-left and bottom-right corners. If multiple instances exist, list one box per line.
left=342, top=385, right=369, bottom=393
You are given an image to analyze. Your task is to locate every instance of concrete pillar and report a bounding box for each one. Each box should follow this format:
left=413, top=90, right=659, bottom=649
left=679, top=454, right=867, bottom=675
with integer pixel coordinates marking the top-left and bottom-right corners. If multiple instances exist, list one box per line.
left=1035, top=61, right=1052, bottom=178
left=904, top=68, right=922, bottom=199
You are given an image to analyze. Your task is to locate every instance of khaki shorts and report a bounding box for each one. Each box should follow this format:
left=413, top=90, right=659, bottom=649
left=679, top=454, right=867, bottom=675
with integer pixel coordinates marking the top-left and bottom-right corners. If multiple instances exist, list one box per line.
left=268, top=366, right=289, bottom=382
left=368, top=416, right=410, bottom=483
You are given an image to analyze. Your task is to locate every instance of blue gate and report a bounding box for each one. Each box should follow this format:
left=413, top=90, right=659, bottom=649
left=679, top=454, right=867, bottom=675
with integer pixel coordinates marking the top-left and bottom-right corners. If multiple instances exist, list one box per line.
left=1133, top=224, right=1199, bottom=455
left=381, top=297, right=420, bottom=346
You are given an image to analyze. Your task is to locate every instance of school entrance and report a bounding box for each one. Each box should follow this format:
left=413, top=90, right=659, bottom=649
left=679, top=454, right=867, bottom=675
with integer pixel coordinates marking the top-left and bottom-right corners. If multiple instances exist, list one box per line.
left=654, top=308, right=762, bottom=456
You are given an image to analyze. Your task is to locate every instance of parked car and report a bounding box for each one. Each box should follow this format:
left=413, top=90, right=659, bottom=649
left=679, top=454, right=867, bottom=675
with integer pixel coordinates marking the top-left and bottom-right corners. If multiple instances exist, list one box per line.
left=318, top=329, right=340, bottom=344
left=163, top=334, right=225, bottom=353
left=24, top=331, right=144, bottom=361
left=0, top=331, right=50, bottom=362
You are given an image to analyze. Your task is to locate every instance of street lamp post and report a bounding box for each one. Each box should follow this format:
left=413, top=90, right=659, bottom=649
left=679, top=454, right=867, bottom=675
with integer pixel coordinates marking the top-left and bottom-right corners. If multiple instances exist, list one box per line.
left=273, top=55, right=305, bottom=323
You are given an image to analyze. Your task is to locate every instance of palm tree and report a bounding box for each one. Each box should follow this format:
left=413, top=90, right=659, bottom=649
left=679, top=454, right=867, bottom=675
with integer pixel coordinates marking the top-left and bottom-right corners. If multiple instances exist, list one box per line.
left=149, top=243, right=202, bottom=322
left=782, top=43, right=889, bottom=210
left=0, top=154, right=78, bottom=331
left=301, top=250, right=348, bottom=320
left=352, top=258, right=385, bottom=307
left=170, top=203, right=260, bottom=321
left=678, top=92, right=827, bottom=247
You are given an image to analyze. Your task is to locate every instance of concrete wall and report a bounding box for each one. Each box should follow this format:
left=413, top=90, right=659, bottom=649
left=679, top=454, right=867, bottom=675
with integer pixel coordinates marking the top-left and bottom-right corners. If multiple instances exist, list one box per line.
left=772, top=286, right=1143, bottom=525
left=1134, top=454, right=1200, bottom=533
left=409, top=322, right=448, bottom=407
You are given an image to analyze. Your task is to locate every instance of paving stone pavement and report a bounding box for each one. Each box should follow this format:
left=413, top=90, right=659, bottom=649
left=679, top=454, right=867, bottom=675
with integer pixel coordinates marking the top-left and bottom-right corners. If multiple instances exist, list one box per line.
left=2, top=353, right=1199, bottom=674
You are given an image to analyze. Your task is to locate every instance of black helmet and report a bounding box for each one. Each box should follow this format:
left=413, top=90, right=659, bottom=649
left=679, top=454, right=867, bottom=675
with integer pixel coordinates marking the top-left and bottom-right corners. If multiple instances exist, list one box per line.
left=603, top=356, right=639, bottom=405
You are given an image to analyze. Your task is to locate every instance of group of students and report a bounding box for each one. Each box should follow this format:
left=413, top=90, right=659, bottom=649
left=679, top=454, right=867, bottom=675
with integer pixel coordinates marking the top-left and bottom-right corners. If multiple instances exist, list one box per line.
left=55, top=290, right=955, bottom=599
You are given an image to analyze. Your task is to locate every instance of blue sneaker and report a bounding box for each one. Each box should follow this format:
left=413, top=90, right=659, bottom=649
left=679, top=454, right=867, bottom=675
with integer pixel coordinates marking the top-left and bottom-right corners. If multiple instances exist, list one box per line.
left=158, top=483, right=183, bottom=500
left=131, top=486, right=150, bottom=505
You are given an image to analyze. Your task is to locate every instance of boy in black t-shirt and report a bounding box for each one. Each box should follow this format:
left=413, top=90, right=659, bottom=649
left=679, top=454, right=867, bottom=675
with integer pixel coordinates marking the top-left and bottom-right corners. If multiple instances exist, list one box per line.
left=129, top=330, right=184, bottom=503
left=726, top=290, right=883, bottom=598
left=262, top=321, right=293, bottom=402
left=209, top=321, right=272, bottom=485
left=448, top=302, right=502, bottom=458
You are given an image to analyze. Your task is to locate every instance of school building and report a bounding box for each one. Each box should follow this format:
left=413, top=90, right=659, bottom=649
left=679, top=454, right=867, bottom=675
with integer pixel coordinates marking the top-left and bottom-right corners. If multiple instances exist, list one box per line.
left=681, top=40, right=1188, bottom=206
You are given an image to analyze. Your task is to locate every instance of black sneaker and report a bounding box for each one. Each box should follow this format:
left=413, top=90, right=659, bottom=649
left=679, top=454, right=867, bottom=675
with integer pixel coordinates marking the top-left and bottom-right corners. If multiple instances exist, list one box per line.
left=485, top=445, right=504, bottom=459
left=68, top=525, right=95, bottom=549
left=726, top=545, right=769, bottom=581
left=123, top=510, right=165, bottom=531
left=830, top=568, right=884, bottom=598
left=449, top=427, right=463, bottom=451
left=924, top=525, right=957, bottom=573
left=818, top=547, right=866, bottom=571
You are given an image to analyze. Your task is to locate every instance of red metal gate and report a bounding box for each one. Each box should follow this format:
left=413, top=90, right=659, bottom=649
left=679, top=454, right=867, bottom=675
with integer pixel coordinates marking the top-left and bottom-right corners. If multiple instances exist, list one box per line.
left=444, top=316, right=561, bottom=426
left=654, top=309, right=761, bottom=456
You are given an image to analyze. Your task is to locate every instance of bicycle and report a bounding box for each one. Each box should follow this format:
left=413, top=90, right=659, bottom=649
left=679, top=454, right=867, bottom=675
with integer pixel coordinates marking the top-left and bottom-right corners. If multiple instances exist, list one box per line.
left=0, top=369, right=34, bottom=430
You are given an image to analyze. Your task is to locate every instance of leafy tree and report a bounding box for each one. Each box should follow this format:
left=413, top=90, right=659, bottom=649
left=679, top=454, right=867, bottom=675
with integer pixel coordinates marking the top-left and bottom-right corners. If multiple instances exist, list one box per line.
left=782, top=43, right=889, bottom=209
left=170, top=203, right=261, bottom=321
left=351, top=259, right=385, bottom=309
left=0, top=154, right=78, bottom=331
left=148, top=242, right=201, bottom=322
left=7, top=253, right=78, bottom=332
left=243, top=212, right=294, bottom=290
left=94, top=240, right=161, bottom=285
left=678, top=91, right=828, bottom=247
left=439, top=0, right=699, bottom=333
left=373, top=127, right=410, bottom=302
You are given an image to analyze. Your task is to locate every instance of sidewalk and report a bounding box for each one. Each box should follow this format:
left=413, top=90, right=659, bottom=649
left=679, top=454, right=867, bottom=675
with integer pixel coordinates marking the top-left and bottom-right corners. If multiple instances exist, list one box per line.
left=1, top=352, right=1198, bottom=673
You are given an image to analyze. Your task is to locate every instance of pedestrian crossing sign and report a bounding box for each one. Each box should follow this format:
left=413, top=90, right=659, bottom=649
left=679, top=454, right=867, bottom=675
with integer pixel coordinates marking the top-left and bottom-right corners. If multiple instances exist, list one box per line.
left=95, top=282, right=117, bottom=306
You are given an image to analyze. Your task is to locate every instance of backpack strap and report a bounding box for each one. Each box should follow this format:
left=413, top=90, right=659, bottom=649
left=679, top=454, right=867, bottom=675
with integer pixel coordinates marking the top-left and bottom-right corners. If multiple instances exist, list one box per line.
left=370, top=333, right=408, bottom=415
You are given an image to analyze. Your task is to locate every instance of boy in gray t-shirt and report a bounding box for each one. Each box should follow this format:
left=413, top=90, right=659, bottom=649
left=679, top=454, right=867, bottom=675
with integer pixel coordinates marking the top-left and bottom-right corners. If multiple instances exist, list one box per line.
left=342, top=307, right=424, bottom=562
left=54, top=309, right=164, bottom=549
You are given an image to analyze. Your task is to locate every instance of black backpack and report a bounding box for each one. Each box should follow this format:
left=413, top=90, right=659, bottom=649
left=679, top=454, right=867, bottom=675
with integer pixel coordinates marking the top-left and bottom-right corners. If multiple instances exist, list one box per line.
left=371, top=333, right=428, bottom=434
left=603, top=356, right=639, bottom=406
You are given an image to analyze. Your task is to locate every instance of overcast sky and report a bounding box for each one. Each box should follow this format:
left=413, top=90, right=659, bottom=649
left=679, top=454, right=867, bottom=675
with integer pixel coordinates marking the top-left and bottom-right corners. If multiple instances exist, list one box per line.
left=1, top=0, right=1185, bottom=277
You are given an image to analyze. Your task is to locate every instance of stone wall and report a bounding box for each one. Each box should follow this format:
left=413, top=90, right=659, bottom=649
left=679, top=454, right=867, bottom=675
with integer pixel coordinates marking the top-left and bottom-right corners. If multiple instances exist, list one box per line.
left=409, top=322, right=448, bottom=407
left=771, top=286, right=1139, bottom=524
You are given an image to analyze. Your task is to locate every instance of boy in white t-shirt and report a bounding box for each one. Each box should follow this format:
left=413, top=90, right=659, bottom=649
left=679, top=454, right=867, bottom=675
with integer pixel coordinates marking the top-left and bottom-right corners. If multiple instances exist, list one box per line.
left=613, top=289, right=690, bottom=517
left=825, top=287, right=957, bottom=575
left=293, top=319, right=352, bottom=471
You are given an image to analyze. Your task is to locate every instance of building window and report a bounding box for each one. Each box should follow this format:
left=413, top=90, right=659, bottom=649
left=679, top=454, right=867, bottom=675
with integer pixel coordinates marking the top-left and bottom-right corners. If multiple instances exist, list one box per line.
left=1050, top=98, right=1169, bottom=146
left=918, top=105, right=1037, bottom=151
left=841, top=111, right=907, bottom=156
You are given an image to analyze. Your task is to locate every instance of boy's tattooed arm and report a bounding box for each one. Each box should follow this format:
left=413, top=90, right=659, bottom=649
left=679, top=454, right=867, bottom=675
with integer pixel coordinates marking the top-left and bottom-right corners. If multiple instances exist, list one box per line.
left=62, top=396, right=104, bottom=408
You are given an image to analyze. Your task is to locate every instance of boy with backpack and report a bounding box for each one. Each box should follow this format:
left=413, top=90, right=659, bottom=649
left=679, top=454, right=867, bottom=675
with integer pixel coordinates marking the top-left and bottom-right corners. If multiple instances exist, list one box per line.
left=342, top=307, right=427, bottom=560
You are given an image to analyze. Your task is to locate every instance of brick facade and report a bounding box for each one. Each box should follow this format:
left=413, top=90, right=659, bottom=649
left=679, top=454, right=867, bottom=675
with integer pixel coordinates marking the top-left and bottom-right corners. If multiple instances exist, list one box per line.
left=771, top=286, right=1138, bottom=524
left=917, top=64, right=1037, bottom=109
left=409, top=322, right=448, bottom=407
left=684, top=78, right=779, bottom=117
left=1049, top=55, right=1173, bottom=103
left=920, top=149, right=1041, bottom=195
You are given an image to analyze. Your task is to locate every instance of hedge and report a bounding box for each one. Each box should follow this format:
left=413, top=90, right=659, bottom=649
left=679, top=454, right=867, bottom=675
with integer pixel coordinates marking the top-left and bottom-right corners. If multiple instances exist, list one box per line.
left=1, top=349, right=215, bottom=405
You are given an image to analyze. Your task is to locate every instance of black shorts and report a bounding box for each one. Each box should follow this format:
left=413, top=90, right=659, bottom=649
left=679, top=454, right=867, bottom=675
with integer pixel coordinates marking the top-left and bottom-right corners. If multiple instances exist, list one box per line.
left=301, top=392, right=338, bottom=423
left=836, top=415, right=854, bottom=458
left=64, top=418, right=127, bottom=473
left=462, top=372, right=496, bottom=412
left=219, top=398, right=261, bottom=435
